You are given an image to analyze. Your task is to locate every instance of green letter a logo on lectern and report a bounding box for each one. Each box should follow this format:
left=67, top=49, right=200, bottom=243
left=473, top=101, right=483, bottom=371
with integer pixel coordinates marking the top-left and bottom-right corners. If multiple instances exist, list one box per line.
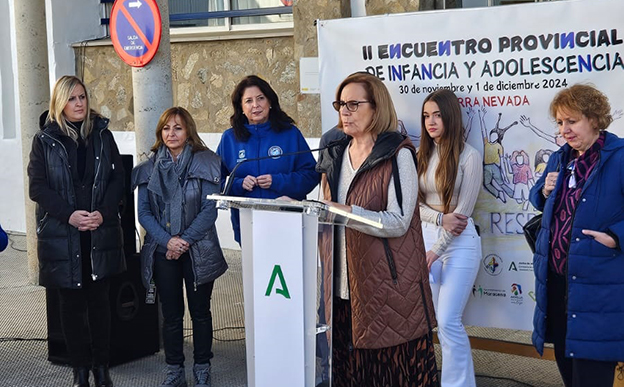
left=265, top=264, right=291, bottom=299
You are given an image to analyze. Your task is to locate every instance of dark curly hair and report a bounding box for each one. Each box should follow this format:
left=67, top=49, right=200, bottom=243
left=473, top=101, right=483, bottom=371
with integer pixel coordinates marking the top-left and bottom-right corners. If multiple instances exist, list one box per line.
left=549, top=84, right=612, bottom=131
left=230, top=75, right=295, bottom=142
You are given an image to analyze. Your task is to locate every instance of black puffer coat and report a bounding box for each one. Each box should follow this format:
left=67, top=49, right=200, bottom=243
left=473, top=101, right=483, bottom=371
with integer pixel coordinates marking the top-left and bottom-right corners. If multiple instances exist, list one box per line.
left=28, top=112, right=126, bottom=289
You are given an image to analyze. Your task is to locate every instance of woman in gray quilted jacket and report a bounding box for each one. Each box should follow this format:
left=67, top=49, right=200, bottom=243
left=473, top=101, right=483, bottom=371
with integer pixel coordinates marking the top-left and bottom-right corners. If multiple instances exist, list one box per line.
left=132, top=107, right=227, bottom=387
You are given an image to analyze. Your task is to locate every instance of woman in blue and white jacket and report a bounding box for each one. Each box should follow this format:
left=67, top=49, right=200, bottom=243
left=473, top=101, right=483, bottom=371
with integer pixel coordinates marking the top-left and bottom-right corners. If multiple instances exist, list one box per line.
left=529, top=84, right=624, bottom=387
left=217, top=75, right=320, bottom=244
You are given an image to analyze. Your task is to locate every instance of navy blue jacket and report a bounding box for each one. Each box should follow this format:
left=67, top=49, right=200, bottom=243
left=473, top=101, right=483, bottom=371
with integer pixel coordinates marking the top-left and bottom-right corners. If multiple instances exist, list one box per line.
left=0, top=223, right=7, bottom=252
left=216, top=122, right=320, bottom=243
left=529, top=131, right=624, bottom=361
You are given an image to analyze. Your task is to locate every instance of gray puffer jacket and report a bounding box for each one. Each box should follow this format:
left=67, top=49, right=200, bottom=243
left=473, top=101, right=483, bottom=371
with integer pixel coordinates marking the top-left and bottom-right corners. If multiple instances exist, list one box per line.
left=132, top=149, right=227, bottom=289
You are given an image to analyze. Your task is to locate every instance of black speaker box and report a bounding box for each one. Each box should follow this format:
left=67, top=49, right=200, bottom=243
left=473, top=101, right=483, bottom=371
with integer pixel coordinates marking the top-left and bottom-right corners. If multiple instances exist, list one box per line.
left=46, top=254, right=160, bottom=366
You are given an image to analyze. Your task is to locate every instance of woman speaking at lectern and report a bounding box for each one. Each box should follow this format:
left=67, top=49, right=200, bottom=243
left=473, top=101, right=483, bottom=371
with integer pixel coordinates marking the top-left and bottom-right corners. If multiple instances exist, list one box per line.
left=317, top=72, right=439, bottom=387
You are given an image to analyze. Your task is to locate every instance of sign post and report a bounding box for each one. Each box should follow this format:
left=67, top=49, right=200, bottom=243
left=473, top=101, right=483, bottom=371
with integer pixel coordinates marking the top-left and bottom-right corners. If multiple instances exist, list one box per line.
left=110, top=0, right=162, bottom=67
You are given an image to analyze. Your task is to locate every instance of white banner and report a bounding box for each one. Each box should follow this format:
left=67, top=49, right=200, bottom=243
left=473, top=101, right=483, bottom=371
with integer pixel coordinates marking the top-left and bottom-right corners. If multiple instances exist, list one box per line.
left=318, top=0, right=624, bottom=330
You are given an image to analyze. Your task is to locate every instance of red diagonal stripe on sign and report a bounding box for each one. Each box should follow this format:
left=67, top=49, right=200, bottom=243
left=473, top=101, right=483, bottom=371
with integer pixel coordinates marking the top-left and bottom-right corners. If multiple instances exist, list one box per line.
left=119, top=4, right=153, bottom=51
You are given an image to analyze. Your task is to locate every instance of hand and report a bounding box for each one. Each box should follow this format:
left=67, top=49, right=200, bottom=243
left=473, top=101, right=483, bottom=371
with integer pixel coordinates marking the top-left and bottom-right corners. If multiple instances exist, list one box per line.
left=542, top=171, right=559, bottom=197
left=256, top=174, right=272, bottom=189
left=519, top=115, right=531, bottom=127
left=242, top=175, right=257, bottom=191
left=321, top=200, right=352, bottom=213
left=582, top=229, right=616, bottom=248
left=442, top=213, right=468, bottom=236
left=84, top=211, right=103, bottom=231
left=167, top=236, right=189, bottom=255
left=165, top=249, right=183, bottom=260
left=276, top=195, right=294, bottom=201
left=426, top=250, right=439, bottom=271
left=69, top=210, right=93, bottom=231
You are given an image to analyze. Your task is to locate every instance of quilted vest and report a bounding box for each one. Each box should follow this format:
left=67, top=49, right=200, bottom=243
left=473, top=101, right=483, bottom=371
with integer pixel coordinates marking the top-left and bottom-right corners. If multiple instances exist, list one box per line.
left=322, top=135, right=436, bottom=349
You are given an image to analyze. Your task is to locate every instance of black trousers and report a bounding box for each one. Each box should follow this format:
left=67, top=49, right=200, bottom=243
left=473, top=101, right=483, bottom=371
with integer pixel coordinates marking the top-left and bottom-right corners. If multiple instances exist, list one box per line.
left=153, top=251, right=215, bottom=366
left=547, top=271, right=616, bottom=387
left=58, top=277, right=111, bottom=368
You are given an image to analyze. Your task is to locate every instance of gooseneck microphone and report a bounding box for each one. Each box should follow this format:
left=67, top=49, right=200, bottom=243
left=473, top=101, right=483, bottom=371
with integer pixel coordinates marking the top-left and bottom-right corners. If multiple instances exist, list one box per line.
left=221, top=140, right=343, bottom=196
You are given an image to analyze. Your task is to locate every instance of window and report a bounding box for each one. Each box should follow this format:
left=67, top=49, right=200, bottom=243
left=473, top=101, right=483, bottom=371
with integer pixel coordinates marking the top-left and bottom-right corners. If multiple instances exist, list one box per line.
left=463, top=0, right=559, bottom=8
left=168, top=0, right=293, bottom=29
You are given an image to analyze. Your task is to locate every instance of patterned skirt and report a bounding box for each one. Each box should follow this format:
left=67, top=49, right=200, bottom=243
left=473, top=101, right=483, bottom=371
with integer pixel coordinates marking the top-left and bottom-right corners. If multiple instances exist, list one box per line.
left=332, top=298, right=439, bottom=387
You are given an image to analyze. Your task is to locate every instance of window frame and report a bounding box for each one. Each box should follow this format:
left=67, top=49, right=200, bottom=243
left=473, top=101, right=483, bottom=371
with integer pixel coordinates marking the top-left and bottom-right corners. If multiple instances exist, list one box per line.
left=101, top=0, right=293, bottom=39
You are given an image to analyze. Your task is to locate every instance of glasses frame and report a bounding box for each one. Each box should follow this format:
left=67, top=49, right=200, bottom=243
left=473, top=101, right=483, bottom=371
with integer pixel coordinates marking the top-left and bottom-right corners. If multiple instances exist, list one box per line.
left=332, top=100, right=371, bottom=112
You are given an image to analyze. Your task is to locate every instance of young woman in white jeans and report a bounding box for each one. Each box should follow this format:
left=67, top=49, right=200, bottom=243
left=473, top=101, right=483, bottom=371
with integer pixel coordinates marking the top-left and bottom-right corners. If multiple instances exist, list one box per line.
left=417, top=89, right=483, bottom=387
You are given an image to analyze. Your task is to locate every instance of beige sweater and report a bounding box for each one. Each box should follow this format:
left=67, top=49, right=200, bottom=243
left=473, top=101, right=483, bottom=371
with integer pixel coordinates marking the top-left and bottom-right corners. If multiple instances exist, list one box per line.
left=418, top=142, right=482, bottom=256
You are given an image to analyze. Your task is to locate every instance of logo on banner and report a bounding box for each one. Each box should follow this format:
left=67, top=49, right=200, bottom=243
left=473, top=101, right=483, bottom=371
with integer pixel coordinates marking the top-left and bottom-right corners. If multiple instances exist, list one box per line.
left=265, top=265, right=291, bottom=299
left=528, top=291, right=536, bottom=302
left=508, top=261, right=533, bottom=272
left=483, top=254, right=503, bottom=276
left=472, top=284, right=506, bottom=298
left=510, top=283, right=523, bottom=305
left=472, top=284, right=484, bottom=298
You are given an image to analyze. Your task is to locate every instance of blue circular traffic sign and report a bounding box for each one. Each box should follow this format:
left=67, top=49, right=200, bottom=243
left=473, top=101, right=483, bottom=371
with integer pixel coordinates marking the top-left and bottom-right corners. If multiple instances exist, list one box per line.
left=110, top=0, right=162, bottom=67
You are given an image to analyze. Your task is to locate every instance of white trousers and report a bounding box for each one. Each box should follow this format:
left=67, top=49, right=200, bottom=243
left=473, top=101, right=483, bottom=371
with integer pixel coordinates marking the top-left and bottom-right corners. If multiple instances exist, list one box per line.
left=422, top=219, right=481, bottom=387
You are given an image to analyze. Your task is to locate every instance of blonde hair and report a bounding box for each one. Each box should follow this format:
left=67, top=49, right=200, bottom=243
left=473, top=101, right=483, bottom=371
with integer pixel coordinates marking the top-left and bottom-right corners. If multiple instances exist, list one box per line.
left=150, top=107, right=208, bottom=153
left=549, top=84, right=612, bottom=131
left=335, top=72, right=398, bottom=136
left=47, top=76, right=97, bottom=141
left=417, top=89, right=465, bottom=214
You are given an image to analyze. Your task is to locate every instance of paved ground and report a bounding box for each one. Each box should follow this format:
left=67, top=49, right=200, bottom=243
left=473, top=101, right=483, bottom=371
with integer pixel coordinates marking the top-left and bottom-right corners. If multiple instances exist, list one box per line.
left=0, top=232, right=564, bottom=386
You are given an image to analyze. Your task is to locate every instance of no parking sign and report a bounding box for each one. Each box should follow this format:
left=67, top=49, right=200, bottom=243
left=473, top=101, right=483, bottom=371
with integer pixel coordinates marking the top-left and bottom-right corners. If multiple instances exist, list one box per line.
left=110, top=0, right=162, bottom=67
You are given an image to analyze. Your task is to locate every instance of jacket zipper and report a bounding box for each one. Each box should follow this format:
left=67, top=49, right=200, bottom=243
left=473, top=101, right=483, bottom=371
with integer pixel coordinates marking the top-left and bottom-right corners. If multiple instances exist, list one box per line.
left=382, top=238, right=399, bottom=284
left=90, top=129, right=105, bottom=281
left=419, top=281, right=433, bottom=331
left=41, top=131, right=79, bottom=285
left=559, top=152, right=600, bottom=349
left=37, top=212, right=49, bottom=234
left=182, top=176, right=199, bottom=291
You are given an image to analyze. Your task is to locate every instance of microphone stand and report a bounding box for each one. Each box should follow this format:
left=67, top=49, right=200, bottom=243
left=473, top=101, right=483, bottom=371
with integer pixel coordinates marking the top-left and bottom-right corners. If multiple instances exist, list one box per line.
left=221, top=143, right=338, bottom=196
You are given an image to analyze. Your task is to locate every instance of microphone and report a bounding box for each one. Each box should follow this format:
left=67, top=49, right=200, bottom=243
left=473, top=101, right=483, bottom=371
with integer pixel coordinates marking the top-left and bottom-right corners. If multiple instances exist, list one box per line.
left=221, top=139, right=343, bottom=196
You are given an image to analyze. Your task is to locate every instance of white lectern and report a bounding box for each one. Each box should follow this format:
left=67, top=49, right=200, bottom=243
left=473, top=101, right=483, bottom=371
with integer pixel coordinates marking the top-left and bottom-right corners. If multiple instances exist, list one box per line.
left=207, top=195, right=381, bottom=387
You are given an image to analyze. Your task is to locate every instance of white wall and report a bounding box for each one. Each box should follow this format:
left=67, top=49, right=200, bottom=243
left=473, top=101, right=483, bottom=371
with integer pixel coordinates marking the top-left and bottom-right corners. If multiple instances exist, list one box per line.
left=0, top=0, right=26, bottom=232
left=45, top=0, right=106, bottom=89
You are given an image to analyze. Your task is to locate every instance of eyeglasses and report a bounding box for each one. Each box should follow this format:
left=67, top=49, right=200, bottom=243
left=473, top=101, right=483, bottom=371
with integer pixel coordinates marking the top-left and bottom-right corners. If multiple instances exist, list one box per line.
left=332, top=100, right=371, bottom=112
left=567, top=159, right=576, bottom=188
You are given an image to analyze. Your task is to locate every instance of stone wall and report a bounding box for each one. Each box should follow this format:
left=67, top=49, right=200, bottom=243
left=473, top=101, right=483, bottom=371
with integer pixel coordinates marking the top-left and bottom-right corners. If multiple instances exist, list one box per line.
left=366, top=0, right=421, bottom=15
left=293, top=0, right=350, bottom=138
left=78, top=36, right=301, bottom=134
left=77, top=1, right=434, bottom=139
